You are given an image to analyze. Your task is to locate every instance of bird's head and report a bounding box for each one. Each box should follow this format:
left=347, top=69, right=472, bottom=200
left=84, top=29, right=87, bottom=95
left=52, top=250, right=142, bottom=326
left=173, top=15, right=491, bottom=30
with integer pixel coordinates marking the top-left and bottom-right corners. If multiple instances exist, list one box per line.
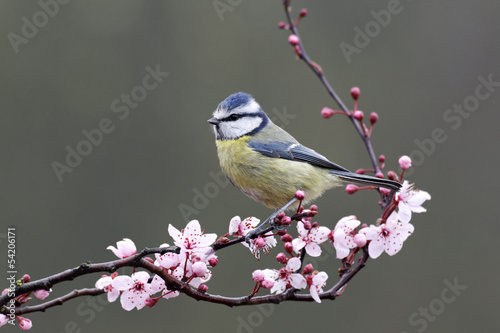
left=208, top=92, right=269, bottom=140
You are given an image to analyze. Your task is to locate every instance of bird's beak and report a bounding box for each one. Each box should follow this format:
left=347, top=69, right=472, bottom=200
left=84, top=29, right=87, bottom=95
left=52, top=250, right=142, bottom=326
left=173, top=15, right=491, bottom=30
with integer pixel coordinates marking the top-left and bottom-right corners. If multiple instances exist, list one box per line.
left=207, top=117, right=220, bottom=125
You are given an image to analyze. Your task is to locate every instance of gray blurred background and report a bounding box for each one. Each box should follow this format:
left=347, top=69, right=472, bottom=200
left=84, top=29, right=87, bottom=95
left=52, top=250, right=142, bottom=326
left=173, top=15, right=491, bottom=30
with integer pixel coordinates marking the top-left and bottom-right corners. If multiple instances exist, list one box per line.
left=1, top=0, right=499, bottom=332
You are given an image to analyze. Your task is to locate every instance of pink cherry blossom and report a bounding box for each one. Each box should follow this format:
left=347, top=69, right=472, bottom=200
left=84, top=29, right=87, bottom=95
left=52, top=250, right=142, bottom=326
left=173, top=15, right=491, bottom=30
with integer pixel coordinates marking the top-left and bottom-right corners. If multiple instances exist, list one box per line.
left=252, top=270, right=265, bottom=282
left=150, top=274, right=180, bottom=299
left=292, top=221, right=330, bottom=257
left=0, top=314, right=9, bottom=327
left=228, top=216, right=259, bottom=237
left=309, top=272, right=328, bottom=303
left=332, top=215, right=361, bottom=259
left=154, top=244, right=182, bottom=270
left=395, top=181, right=431, bottom=223
left=360, top=215, right=414, bottom=258
left=107, top=238, right=137, bottom=259
left=18, top=316, right=32, bottom=330
left=271, top=258, right=307, bottom=294
left=353, top=233, right=367, bottom=247
left=112, top=271, right=152, bottom=311
left=33, top=289, right=50, bottom=300
left=168, top=220, right=217, bottom=254
left=95, top=273, right=120, bottom=302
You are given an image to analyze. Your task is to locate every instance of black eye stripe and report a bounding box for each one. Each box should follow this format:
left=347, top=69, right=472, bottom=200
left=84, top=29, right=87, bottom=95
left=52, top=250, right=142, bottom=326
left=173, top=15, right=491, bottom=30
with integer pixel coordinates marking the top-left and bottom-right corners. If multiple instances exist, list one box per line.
left=220, top=112, right=261, bottom=122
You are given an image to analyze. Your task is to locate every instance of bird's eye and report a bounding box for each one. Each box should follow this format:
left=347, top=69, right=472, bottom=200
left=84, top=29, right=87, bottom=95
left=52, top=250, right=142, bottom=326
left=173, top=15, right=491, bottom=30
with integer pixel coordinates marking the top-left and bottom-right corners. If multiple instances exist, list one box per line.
left=228, top=114, right=240, bottom=121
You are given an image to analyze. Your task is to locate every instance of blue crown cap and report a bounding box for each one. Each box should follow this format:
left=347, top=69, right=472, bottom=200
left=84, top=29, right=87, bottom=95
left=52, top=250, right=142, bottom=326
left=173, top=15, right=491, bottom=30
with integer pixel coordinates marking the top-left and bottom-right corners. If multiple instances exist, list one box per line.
left=219, top=92, right=253, bottom=111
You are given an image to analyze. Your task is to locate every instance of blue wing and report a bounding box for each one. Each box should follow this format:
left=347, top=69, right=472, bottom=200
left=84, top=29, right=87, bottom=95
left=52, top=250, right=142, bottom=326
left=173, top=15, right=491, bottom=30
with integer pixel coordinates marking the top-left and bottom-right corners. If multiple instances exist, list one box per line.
left=248, top=141, right=349, bottom=172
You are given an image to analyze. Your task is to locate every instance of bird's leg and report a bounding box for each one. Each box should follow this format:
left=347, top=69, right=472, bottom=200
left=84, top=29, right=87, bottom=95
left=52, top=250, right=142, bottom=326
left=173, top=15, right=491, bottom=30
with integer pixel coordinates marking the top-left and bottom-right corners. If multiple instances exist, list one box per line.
left=245, top=198, right=297, bottom=243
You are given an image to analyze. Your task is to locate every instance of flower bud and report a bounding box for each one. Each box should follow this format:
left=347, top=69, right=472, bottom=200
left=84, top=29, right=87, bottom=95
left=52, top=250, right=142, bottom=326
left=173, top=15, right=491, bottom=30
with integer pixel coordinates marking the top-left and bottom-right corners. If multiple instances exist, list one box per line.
left=353, top=110, right=364, bottom=120
left=387, top=171, right=398, bottom=181
left=299, top=8, right=308, bottom=17
left=353, top=234, right=367, bottom=247
left=261, top=278, right=275, bottom=289
left=284, top=242, right=294, bottom=255
left=281, top=234, right=293, bottom=243
left=276, top=252, right=287, bottom=264
left=375, top=172, right=384, bottom=179
left=302, top=263, right=314, bottom=275
left=378, top=154, right=385, bottom=163
left=350, top=87, right=360, bottom=100
left=143, top=257, right=154, bottom=264
left=311, top=222, right=318, bottom=228
left=277, top=229, right=287, bottom=236
left=302, top=221, right=312, bottom=230
left=208, top=257, right=218, bottom=267
left=295, top=190, right=305, bottom=201
left=197, top=284, right=208, bottom=293
left=288, top=34, right=300, bottom=46
left=18, top=317, right=32, bottom=331
left=309, top=204, right=318, bottom=211
left=278, top=22, right=287, bottom=29
left=281, top=216, right=292, bottom=226
left=370, top=112, right=379, bottom=125
left=252, top=270, right=265, bottom=282
left=192, top=262, right=208, bottom=277
left=321, top=107, right=335, bottom=118
left=345, top=184, right=358, bottom=194
left=398, top=155, right=412, bottom=170
left=22, top=274, right=31, bottom=283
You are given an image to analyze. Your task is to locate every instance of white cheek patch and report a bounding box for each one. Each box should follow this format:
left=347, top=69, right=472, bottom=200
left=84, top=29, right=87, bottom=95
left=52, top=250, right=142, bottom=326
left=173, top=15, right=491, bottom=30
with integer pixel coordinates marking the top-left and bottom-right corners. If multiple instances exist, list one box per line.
left=220, top=116, right=263, bottom=139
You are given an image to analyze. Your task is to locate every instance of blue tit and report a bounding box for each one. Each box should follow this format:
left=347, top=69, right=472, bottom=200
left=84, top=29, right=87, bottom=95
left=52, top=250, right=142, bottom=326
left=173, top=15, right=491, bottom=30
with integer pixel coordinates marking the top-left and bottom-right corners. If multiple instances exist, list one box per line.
left=207, top=92, right=401, bottom=210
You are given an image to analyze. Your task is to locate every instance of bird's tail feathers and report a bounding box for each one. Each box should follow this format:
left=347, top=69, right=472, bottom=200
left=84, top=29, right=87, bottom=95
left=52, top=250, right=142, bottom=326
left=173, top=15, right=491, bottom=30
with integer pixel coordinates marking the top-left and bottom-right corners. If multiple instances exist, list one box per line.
left=332, top=170, right=402, bottom=191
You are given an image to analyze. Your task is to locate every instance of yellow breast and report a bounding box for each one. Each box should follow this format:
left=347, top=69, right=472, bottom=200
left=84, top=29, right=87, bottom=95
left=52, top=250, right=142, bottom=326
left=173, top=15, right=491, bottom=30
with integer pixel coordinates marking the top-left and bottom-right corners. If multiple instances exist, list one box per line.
left=215, top=137, right=340, bottom=209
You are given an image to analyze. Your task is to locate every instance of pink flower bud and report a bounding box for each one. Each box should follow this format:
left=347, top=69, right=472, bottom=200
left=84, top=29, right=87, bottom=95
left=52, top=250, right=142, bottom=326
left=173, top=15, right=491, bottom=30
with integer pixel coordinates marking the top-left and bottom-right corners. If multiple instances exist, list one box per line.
left=34, top=289, right=50, bottom=300
left=145, top=297, right=159, bottom=308
left=309, top=204, right=318, bottom=211
left=353, top=234, right=367, bottom=247
left=276, top=252, right=287, bottom=264
left=144, top=257, right=154, bottom=264
left=375, top=172, right=384, bottom=179
left=261, top=278, right=275, bottom=289
left=353, top=110, right=364, bottom=120
left=281, top=234, right=293, bottom=243
left=277, top=229, right=287, bottom=236
left=370, top=112, right=379, bottom=124
left=278, top=22, right=287, bottom=29
left=18, top=317, right=32, bottom=331
left=274, top=211, right=286, bottom=223
left=22, top=274, right=31, bottom=283
left=254, top=237, right=266, bottom=249
left=398, top=155, right=412, bottom=170
left=192, top=262, right=208, bottom=277
left=321, top=107, right=335, bottom=118
left=281, top=216, right=292, bottom=226
left=197, top=284, right=208, bottom=293
left=299, top=8, right=308, bottom=17
left=361, top=223, right=368, bottom=229
left=295, top=190, right=305, bottom=201
left=302, top=263, right=314, bottom=275
left=380, top=187, right=391, bottom=195
left=345, top=184, right=358, bottom=194
left=288, top=34, right=300, bottom=46
left=378, top=154, right=385, bottom=163
left=284, top=242, right=294, bottom=255
left=350, top=87, right=360, bottom=100
left=305, top=275, right=313, bottom=285
left=303, top=221, right=312, bottom=230
left=208, top=257, right=218, bottom=267
left=252, top=270, right=265, bottom=282
left=387, top=171, right=398, bottom=181
left=311, top=222, right=318, bottom=228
